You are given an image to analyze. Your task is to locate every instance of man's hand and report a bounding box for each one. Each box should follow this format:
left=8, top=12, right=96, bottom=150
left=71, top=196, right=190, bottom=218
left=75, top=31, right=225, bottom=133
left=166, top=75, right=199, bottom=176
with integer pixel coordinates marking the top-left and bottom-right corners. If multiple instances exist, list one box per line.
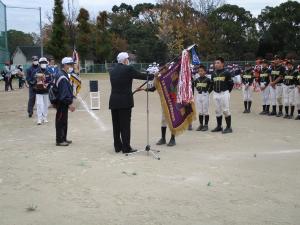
left=69, top=104, right=75, bottom=112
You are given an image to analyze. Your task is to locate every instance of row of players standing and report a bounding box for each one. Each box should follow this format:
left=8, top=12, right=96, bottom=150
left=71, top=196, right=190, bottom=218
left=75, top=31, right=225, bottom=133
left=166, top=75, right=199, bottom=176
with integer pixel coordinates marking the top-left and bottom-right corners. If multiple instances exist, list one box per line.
left=190, top=56, right=300, bottom=135
left=229, top=56, right=300, bottom=119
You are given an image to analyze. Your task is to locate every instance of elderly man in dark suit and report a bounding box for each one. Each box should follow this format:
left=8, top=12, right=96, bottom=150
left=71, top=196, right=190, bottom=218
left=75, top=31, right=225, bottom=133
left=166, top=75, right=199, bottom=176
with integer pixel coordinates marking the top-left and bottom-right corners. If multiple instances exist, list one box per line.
left=109, top=52, right=153, bottom=154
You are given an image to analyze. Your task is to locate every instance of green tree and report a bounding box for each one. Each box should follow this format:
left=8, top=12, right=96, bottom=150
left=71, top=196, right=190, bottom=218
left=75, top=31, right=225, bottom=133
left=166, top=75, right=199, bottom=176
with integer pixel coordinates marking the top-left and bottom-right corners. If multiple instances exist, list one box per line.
left=76, top=8, right=91, bottom=61
left=257, top=1, right=300, bottom=57
left=93, top=11, right=113, bottom=63
left=7, top=30, right=34, bottom=56
left=207, top=4, right=258, bottom=60
left=46, top=0, right=68, bottom=61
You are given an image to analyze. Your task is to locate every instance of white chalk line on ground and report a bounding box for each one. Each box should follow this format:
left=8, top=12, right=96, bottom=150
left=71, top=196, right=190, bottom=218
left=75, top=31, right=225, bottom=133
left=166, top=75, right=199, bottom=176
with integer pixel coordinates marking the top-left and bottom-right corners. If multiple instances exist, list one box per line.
left=261, top=149, right=300, bottom=155
left=77, top=95, right=109, bottom=131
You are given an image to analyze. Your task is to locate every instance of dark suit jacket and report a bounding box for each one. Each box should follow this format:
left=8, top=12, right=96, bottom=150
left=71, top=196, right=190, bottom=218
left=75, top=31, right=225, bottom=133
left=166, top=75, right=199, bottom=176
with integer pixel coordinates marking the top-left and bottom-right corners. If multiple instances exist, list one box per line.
left=109, top=63, right=150, bottom=109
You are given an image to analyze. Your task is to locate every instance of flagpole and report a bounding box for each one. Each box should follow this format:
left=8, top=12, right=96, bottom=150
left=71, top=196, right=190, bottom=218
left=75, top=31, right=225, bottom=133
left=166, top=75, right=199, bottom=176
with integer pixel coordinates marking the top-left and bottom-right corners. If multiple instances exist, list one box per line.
left=132, top=44, right=198, bottom=95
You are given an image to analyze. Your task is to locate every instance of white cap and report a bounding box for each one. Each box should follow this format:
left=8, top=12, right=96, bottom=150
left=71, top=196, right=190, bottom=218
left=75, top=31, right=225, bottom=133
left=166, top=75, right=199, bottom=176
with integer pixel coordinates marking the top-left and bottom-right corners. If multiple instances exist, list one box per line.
left=61, top=57, right=75, bottom=65
left=39, top=57, right=48, bottom=63
left=117, top=52, right=129, bottom=63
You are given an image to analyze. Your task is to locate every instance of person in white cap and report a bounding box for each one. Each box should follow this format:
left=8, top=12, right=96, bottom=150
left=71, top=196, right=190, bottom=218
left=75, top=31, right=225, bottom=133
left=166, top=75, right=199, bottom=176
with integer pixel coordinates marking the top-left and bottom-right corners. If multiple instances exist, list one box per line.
left=34, top=57, right=53, bottom=125
left=54, top=57, right=76, bottom=146
left=109, top=52, right=154, bottom=154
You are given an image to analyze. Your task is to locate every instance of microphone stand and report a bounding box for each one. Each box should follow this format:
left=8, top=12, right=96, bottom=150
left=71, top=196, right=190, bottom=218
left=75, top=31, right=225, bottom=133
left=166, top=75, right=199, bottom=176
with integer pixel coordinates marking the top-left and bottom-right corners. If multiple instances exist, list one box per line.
left=126, top=73, right=160, bottom=160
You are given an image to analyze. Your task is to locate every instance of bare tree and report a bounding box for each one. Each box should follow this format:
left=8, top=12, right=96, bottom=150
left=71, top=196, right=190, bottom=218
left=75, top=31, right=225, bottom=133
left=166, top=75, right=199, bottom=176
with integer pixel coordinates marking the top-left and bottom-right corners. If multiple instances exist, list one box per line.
left=65, top=0, right=79, bottom=49
left=193, top=0, right=225, bottom=15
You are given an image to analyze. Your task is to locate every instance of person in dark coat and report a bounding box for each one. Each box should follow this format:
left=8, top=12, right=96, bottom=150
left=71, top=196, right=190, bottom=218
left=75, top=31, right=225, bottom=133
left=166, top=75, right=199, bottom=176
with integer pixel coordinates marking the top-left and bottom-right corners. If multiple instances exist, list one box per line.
left=109, top=52, right=153, bottom=154
left=55, top=57, right=75, bottom=146
left=26, top=56, right=39, bottom=117
left=2, top=61, right=13, bottom=92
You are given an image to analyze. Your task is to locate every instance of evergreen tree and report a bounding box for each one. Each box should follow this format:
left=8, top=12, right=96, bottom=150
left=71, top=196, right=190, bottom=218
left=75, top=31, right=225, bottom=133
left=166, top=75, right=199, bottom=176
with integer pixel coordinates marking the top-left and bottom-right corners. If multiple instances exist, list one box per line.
left=46, top=0, right=68, bottom=61
left=76, top=8, right=91, bottom=61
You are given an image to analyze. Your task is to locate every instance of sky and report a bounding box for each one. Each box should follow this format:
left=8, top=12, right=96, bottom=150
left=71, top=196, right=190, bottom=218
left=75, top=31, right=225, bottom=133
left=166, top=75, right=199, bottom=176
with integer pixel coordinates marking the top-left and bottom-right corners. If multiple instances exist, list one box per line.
left=2, top=0, right=291, bottom=33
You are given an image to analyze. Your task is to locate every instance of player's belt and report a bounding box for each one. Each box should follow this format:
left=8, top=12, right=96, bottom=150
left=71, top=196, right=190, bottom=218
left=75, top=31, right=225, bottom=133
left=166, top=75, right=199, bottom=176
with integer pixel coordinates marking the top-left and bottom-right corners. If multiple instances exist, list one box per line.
left=198, top=91, right=208, bottom=94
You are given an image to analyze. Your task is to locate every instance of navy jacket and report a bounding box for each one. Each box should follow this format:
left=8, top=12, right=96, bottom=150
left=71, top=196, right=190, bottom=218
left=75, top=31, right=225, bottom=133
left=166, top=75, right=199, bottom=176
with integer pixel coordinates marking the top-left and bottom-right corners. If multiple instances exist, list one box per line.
left=26, top=65, right=39, bottom=86
left=109, top=63, right=152, bottom=109
left=56, top=69, right=74, bottom=106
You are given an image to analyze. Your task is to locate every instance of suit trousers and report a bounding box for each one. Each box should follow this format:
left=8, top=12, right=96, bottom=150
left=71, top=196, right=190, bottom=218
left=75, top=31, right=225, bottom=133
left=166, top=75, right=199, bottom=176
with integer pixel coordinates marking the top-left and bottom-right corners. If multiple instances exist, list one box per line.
left=111, top=108, right=132, bottom=152
left=56, top=103, right=69, bottom=143
left=27, top=86, right=36, bottom=115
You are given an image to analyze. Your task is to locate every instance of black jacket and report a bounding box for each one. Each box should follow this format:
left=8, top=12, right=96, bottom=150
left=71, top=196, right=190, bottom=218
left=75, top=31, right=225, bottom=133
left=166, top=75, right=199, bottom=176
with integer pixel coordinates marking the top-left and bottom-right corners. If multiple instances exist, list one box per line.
left=109, top=63, right=151, bottom=109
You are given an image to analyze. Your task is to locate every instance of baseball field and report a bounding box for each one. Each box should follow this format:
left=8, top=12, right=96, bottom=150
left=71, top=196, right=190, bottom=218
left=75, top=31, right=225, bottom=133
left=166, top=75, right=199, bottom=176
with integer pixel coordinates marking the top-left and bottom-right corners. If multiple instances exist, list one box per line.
left=0, top=74, right=299, bottom=225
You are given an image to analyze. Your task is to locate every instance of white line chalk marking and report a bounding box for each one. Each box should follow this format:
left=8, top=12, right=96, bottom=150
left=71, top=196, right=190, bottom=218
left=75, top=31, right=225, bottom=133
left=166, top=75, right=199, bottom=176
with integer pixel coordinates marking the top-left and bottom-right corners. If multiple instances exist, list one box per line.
left=261, top=149, right=300, bottom=155
left=77, top=95, right=109, bottom=131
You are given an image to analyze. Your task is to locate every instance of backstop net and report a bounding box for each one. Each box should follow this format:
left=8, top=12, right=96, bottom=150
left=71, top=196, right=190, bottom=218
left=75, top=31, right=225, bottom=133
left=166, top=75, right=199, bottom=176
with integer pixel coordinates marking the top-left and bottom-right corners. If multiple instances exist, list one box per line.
left=0, top=0, right=9, bottom=67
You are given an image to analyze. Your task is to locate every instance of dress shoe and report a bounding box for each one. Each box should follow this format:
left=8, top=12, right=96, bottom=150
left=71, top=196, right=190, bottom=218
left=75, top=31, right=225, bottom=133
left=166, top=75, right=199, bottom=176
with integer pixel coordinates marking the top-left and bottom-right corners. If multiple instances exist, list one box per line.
left=56, top=142, right=69, bottom=146
left=123, top=149, right=137, bottom=154
left=65, top=140, right=72, bottom=144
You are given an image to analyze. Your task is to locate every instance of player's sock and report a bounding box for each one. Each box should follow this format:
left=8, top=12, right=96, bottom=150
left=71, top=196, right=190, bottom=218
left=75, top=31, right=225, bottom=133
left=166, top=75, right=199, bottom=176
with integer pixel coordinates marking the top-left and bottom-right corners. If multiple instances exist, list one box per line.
left=279, top=105, right=283, bottom=113
left=285, top=106, right=289, bottom=115
left=204, top=115, right=209, bottom=126
left=266, top=105, right=270, bottom=113
left=199, top=115, right=203, bottom=126
left=161, top=127, right=166, bottom=140
left=290, top=106, right=295, bottom=116
left=248, top=101, right=252, bottom=112
left=244, top=101, right=247, bottom=111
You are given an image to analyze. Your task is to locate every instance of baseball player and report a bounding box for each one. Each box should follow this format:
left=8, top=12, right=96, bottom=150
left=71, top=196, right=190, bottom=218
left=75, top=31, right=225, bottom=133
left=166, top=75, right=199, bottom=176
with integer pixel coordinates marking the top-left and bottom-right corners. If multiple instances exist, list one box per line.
left=269, top=56, right=285, bottom=117
left=241, top=64, right=254, bottom=113
left=283, top=60, right=297, bottom=119
left=194, top=65, right=212, bottom=131
left=258, top=60, right=271, bottom=115
left=211, top=57, right=234, bottom=134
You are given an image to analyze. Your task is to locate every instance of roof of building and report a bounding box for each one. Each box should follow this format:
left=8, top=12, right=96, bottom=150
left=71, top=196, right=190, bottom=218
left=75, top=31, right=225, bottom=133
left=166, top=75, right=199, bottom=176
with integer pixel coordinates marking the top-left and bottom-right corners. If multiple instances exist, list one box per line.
left=13, top=46, right=51, bottom=60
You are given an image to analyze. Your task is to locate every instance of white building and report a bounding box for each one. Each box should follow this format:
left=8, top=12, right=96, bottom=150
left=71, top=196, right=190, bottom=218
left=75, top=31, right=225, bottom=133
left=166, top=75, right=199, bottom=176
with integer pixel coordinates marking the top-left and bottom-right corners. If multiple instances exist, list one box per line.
left=12, top=46, right=50, bottom=65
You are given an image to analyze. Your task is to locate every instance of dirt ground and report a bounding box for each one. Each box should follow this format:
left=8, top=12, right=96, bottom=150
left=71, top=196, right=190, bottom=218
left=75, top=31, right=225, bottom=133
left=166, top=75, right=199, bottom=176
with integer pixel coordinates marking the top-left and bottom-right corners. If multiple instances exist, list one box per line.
left=0, top=74, right=299, bottom=225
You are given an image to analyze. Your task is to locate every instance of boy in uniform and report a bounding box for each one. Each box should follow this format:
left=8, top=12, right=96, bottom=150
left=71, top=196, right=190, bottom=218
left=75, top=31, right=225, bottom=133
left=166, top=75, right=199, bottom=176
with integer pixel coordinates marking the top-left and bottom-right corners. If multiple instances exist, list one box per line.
left=194, top=65, right=212, bottom=131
